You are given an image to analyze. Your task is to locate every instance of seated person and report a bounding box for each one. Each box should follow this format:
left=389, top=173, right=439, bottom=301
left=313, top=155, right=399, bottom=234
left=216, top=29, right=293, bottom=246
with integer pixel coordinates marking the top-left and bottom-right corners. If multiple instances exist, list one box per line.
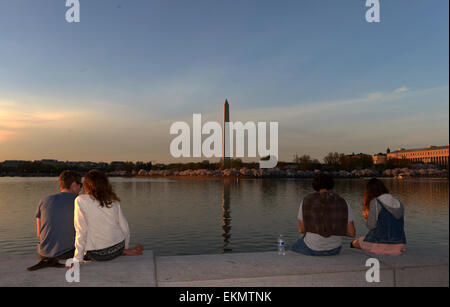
left=292, top=174, right=356, bottom=256
left=351, top=178, right=406, bottom=256
left=28, top=170, right=82, bottom=271
left=72, top=169, right=143, bottom=263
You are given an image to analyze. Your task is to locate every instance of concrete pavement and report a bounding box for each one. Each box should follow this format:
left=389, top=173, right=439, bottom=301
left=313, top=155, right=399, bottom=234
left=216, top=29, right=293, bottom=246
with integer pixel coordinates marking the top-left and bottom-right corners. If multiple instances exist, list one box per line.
left=0, top=245, right=447, bottom=287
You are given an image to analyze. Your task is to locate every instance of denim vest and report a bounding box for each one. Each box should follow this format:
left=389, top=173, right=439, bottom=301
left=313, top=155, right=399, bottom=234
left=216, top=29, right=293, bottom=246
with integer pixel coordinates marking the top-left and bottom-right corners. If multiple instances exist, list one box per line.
left=364, top=199, right=407, bottom=244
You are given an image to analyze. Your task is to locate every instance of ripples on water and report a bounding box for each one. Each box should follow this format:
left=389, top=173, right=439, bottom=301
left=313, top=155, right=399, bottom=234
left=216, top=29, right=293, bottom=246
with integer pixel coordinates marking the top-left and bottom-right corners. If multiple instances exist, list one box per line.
left=0, top=177, right=448, bottom=256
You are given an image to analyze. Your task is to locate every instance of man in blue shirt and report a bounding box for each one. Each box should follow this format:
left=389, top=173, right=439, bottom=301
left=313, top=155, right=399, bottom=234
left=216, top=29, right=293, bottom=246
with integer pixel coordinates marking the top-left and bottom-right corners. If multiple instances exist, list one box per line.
left=27, top=170, right=82, bottom=271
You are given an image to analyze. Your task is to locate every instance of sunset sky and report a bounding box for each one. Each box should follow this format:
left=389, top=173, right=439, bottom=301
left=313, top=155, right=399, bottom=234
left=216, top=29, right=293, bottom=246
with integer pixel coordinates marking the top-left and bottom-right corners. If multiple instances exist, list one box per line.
left=0, top=0, right=448, bottom=163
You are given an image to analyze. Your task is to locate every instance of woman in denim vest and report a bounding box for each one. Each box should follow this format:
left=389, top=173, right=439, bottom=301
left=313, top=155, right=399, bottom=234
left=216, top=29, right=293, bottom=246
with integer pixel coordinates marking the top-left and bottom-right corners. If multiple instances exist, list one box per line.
left=351, top=178, right=406, bottom=256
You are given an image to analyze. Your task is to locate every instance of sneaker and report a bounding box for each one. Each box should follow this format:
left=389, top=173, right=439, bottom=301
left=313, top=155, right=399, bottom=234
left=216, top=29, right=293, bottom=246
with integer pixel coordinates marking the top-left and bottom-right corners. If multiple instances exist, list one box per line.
left=27, top=259, right=65, bottom=271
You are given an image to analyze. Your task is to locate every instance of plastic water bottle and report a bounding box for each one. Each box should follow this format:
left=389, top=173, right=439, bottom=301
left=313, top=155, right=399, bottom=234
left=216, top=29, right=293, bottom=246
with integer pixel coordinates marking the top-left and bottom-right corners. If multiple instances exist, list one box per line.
left=277, top=235, right=286, bottom=255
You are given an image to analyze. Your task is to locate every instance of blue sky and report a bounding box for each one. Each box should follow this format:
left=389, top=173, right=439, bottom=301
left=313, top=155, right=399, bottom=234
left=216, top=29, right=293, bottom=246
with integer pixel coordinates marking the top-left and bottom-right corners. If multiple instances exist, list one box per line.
left=0, top=0, right=448, bottom=163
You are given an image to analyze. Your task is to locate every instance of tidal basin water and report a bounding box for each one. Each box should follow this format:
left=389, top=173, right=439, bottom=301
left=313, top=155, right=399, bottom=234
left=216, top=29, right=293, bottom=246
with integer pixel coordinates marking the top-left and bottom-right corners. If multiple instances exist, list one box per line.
left=0, top=177, right=448, bottom=256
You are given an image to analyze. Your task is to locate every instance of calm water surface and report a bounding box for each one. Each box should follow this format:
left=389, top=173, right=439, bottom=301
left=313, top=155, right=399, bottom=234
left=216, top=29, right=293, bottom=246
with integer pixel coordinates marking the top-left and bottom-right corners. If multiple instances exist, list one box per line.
left=0, top=177, right=448, bottom=256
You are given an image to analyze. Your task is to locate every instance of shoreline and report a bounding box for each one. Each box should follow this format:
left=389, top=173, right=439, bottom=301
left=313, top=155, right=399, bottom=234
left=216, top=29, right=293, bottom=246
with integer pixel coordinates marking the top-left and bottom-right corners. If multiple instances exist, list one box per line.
left=2, top=165, right=448, bottom=179
left=1, top=174, right=448, bottom=180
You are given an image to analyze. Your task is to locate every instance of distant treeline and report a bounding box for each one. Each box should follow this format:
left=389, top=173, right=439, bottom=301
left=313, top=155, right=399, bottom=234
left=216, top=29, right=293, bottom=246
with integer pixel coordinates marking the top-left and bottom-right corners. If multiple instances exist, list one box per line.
left=0, top=161, right=151, bottom=176
left=293, top=152, right=416, bottom=172
left=0, top=152, right=446, bottom=177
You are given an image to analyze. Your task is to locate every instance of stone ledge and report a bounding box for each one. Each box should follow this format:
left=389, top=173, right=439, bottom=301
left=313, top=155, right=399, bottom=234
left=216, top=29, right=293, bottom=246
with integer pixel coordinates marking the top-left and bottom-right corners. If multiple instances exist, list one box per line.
left=0, top=251, right=156, bottom=287
left=158, top=268, right=397, bottom=287
left=0, top=245, right=447, bottom=287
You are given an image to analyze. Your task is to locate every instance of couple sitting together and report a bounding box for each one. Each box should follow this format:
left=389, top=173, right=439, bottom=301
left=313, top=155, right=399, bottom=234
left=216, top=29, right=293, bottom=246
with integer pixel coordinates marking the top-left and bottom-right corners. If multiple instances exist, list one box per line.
left=28, top=170, right=143, bottom=271
left=292, top=174, right=406, bottom=256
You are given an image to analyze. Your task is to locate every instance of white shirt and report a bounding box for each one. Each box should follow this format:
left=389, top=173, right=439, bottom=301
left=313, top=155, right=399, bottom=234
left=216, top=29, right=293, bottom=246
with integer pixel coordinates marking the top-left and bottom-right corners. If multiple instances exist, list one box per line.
left=297, top=200, right=353, bottom=251
left=73, top=194, right=130, bottom=262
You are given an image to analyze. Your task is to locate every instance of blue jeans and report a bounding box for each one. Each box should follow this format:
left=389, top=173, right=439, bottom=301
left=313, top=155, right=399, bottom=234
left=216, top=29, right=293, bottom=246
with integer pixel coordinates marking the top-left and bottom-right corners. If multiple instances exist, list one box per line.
left=291, top=236, right=341, bottom=256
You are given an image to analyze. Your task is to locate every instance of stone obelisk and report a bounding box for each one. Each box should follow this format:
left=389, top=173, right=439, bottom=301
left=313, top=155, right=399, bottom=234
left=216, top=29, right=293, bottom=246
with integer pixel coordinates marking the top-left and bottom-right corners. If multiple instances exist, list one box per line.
left=222, top=99, right=231, bottom=169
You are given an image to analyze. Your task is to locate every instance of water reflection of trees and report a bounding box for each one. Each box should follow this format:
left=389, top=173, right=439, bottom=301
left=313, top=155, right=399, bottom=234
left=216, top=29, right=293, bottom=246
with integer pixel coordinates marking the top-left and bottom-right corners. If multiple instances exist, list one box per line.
left=328, top=179, right=448, bottom=208
left=383, top=179, right=449, bottom=210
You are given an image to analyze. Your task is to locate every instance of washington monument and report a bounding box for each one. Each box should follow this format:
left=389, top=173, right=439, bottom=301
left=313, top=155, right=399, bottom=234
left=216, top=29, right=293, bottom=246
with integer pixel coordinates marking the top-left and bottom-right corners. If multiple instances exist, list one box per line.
left=222, top=99, right=231, bottom=169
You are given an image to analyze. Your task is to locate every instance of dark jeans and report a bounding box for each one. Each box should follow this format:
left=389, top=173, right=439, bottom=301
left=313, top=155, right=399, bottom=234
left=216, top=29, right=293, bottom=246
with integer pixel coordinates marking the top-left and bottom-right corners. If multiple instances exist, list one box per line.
left=84, top=240, right=125, bottom=262
left=39, top=249, right=75, bottom=261
left=291, top=236, right=342, bottom=256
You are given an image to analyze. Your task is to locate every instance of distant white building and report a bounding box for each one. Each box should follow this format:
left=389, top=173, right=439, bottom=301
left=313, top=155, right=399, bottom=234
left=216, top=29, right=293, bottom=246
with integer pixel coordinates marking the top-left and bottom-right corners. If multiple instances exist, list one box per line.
left=387, top=145, right=449, bottom=167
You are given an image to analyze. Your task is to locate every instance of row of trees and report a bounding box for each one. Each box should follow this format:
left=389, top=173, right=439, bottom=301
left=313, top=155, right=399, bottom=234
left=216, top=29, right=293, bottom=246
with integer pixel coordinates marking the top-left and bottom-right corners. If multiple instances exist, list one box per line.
left=323, top=152, right=373, bottom=170
left=299, top=152, right=429, bottom=172
left=156, top=159, right=259, bottom=171
left=0, top=159, right=259, bottom=175
left=1, top=153, right=444, bottom=176
left=0, top=161, right=153, bottom=176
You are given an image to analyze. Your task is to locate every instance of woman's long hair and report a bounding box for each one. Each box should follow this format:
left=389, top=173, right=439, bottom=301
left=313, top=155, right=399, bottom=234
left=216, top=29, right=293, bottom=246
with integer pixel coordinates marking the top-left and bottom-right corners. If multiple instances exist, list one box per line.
left=83, top=170, right=120, bottom=208
left=363, top=178, right=389, bottom=220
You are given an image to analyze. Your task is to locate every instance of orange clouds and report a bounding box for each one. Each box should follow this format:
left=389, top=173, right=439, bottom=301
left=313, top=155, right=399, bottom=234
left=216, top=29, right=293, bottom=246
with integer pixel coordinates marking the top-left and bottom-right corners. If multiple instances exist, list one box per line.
left=0, top=100, right=80, bottom=142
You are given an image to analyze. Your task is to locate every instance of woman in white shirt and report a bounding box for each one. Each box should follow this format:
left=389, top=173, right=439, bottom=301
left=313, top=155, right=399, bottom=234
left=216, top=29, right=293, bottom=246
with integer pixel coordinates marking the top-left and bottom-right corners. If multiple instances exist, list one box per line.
left=73, top=170, right=143, bottom=262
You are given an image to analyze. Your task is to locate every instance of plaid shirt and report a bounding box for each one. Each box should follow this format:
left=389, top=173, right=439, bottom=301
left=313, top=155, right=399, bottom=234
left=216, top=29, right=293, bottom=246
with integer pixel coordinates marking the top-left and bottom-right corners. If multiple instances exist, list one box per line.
left=302, top=192, right=348, bottom=238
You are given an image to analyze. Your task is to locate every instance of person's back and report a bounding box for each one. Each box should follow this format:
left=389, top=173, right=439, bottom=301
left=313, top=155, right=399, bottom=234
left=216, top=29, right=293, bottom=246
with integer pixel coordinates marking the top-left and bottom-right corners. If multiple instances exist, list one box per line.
left=301, top=191, right=351, bottom=251
left=28, top=170, right=82, bottom=271
left=364, top=193, right=406, bottom=244
left=36, top=192, right=77, bottom=258
left=74, top=194, right=130, bottom=254
left=72, top=169, right=143, bottom=263
left=292, top=174, right=356, bottom=256
left=351, top=178, right=406, bottom=256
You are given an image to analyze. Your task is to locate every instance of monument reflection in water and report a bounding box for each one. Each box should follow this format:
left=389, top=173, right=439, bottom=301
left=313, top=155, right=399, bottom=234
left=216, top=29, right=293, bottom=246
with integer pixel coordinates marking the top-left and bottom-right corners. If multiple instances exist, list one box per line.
left=221, top=179, right=232, bottom=253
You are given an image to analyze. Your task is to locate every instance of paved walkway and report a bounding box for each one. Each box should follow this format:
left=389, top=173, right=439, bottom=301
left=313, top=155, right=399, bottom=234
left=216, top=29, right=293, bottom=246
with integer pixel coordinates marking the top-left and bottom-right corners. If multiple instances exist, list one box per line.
left=0, top=245, right=447, bottom=287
